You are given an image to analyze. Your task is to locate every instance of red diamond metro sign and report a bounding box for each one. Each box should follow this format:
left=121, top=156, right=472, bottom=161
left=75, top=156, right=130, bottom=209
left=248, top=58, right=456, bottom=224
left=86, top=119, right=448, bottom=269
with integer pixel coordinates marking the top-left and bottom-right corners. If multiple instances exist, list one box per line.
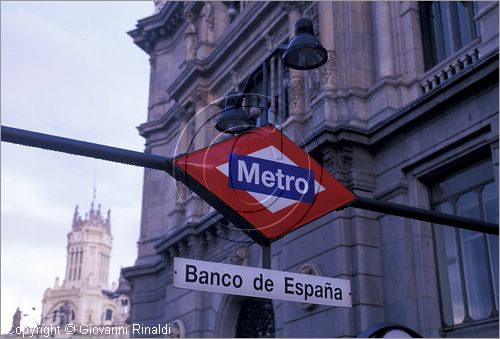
left=174, top=124, right=356, bottom=243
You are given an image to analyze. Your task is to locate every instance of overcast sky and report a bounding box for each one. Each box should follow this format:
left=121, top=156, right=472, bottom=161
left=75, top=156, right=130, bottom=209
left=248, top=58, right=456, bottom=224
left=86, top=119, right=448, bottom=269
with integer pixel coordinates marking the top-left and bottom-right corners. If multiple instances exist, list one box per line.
left=1, top=1, right=153, bottom=332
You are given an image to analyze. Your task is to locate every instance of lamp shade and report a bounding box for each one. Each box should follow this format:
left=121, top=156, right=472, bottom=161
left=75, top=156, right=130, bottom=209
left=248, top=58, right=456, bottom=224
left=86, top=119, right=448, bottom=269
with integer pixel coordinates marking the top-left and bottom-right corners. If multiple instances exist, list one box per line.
left=283, top=17, right=328, bottom=70
left=215, top=92, right=253, bottom=134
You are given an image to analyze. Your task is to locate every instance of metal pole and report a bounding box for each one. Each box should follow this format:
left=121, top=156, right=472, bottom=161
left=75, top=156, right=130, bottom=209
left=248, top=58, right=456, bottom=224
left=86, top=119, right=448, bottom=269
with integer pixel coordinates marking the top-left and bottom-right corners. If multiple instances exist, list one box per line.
left=2, top=125, right=498, bottom=236
left=261, top=243, right=271, bottom=269
left=261, top=60, right=269, bottom=124
left=1, top=125, right=173, bottom=173
left=351, top=197, right=498, bottom=235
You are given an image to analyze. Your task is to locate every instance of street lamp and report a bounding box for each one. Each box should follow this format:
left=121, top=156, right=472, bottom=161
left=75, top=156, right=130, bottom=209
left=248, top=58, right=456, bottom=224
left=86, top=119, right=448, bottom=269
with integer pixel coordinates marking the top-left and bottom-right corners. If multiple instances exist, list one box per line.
left=283, top=17, right=328, bottom=70
left=215, top=91, right=252, bottom=134
left=215, top=17, right=328, bottom=134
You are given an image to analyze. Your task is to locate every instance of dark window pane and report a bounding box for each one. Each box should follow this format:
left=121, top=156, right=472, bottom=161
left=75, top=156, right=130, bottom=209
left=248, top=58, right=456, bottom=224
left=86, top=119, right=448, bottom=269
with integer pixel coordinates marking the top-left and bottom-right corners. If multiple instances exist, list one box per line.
left=487, top=233, right=499, bottom=310
left=105, top=309, right=112, bottom=321
left=431, top=2, right=445, bottom=63
left=483, top=182, right=499, bottom=310
left=445, top=226, right=466, bottom=324
left=436, top=202, right=466, bottom=325
left=460, top=227, right=494, bottom=320
left=421, top=1, right=478, bottom=69
left=439, top=2, right=454, bottom=58
left=457, top=192, right=494, bottom=320
left=482, top=182, right=499, bottom=223
left=456, top=2, right=476, bottom=47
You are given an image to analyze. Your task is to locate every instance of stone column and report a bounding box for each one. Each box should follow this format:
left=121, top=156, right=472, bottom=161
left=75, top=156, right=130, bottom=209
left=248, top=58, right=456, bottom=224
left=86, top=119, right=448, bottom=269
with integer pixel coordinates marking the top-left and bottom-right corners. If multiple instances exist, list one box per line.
left=283, top=2, right=306, bottom=118
left=374, top=2, right=395, bottom=79
left=318, top=1, right=336, bottom=91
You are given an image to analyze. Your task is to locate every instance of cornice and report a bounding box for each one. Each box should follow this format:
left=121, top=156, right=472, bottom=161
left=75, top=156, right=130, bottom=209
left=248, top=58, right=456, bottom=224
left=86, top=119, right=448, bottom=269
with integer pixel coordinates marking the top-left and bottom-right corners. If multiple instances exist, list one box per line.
left=128, top=2, right=184, bottom=54
left=154, top=211, right=222, bottom=254
left=122, top=255, right=165, bottom=278
left=137, top=102, right=180, bottom=138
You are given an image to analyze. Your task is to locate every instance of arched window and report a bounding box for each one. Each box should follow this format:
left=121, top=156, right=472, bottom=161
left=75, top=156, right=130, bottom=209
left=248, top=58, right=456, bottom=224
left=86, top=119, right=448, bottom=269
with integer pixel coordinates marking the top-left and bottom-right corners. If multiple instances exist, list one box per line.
left=105, top=309, right=113, bottom=321
left=235, top=298, right=275, bottom=338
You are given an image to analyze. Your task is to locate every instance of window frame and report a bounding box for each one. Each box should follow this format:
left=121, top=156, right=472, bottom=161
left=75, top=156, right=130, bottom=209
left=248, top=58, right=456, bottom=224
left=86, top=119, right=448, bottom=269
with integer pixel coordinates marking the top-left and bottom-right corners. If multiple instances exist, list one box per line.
left=420, top=1, right=478, bottom=70
left=431, top=160, right=499, bottom=329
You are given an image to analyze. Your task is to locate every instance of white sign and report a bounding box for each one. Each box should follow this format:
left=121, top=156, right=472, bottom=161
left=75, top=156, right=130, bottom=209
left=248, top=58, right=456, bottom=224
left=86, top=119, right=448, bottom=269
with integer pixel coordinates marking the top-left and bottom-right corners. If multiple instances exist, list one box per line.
left=173, top=257, right=352, bottom=308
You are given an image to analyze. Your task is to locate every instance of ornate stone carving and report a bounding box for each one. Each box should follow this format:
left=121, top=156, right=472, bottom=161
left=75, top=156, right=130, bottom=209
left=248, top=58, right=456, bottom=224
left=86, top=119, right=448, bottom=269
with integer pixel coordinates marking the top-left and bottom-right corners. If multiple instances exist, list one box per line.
left=153, top=0, right=166, bottom=14
left=305, top=3, right=319, bottom=37
left=184, top=11, right=197, bottom=61
left=282, top=1, right=307, bottom=13
left=174, top=107, right=192, bottom=122
left=288, top=76, right=305, bottom=116
left=176, top=181, right=187, bottom=206
left=320, top=50, right=337, bottom=90
left=229, top=246, right=248, bottom=266
left=322, top=146, right=353, bottom=185
left=192, top=88, right=208, bottom=109
left=169, top=319, right=185, bottom=338
left=308, top=68, right=320, bottom=101
left=200, top=3, right=214, bottom=44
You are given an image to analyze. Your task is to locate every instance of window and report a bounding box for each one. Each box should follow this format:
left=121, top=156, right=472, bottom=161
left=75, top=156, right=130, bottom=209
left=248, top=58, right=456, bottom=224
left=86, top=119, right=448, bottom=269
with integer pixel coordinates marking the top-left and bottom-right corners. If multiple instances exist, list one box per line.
left=104, top=309, right=113, bottom=321
left=239, top=48, right=289, bottom=126
left=420, top=2, right=478, bottom=70
left=432, top=160, right=498, bottom=327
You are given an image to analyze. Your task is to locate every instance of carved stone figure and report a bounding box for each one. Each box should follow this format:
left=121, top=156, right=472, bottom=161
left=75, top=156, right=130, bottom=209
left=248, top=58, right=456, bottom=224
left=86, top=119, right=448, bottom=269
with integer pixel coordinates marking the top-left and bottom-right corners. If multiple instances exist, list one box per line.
left=184, top=13, right=197, bottom=61
left=320, top=50, right=336, bottom=90
left=288, top=76, right=305, bottom=116
left=200, top=2, right=214, bottom=43
left=229, top=246, right=248, bottom=266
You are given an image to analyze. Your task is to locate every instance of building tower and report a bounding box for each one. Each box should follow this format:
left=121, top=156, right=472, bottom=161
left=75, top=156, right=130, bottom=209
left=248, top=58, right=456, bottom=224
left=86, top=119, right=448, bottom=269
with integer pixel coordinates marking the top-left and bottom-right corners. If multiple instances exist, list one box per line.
left=65, top=198, right=112, bottom=291
left=40, top=196, right=128, bottom=331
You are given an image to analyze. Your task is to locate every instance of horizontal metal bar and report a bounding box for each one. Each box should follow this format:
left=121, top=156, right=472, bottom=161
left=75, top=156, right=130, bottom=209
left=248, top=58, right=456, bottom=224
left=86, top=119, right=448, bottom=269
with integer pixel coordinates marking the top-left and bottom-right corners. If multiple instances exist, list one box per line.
left=2, top=125, right=498, bottom=236
left=1, top=125, right=173, bottom=173
left=351, top=197, right=498, bottom=235
left=0, top=125, right=270, bottom=244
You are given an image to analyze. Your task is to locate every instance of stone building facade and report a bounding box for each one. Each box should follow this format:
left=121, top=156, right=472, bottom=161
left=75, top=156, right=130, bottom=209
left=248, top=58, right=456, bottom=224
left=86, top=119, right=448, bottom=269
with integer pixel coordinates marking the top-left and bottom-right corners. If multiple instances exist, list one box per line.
left=125, top=1, right=499, bottom=337
left=41, top=198, right=130, bottom=336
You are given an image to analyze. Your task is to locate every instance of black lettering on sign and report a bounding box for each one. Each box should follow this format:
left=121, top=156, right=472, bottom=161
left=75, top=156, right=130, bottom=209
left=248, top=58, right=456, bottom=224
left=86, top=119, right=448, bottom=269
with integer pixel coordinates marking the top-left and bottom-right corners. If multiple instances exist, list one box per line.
left=186, top=264, right=197, bottom=282
left=184, top=264, right=244, bottom=289
left=253, top=274, right=274, bottom=292
left=282, top=277, right=344, bottom=301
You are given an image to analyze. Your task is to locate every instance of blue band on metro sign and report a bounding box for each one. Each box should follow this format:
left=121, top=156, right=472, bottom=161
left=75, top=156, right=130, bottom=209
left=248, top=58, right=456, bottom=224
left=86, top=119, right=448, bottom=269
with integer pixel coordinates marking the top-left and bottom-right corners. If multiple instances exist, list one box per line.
left=229, top=154, right=315, bottom=204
